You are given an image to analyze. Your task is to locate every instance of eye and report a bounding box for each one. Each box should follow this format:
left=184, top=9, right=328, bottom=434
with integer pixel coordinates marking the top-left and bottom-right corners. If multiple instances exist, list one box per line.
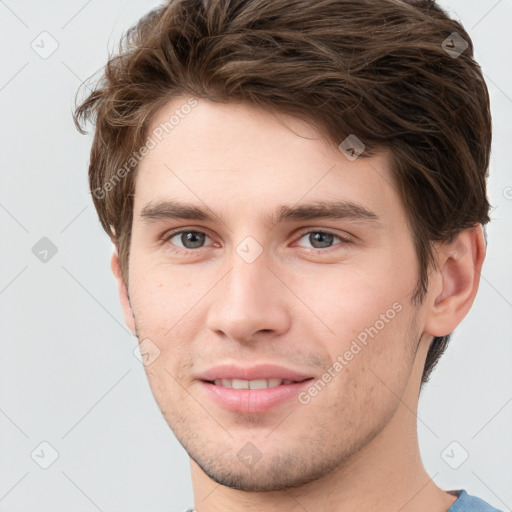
left=295, top=230, right=352, bottom=250
left=163, top=230, right=212, bottom=251
left=161, top=228, right=353, bottom=254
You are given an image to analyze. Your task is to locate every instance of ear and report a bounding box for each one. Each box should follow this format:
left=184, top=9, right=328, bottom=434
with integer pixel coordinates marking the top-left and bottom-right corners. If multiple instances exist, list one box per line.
left=111, top=245, right=136, bottom=336
left=424, top=225, right=486, bottom=337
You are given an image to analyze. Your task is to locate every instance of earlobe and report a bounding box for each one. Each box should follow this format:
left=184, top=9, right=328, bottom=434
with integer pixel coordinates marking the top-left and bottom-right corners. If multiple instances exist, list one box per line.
left=424, top=225, right=486, bottom=337
left=111, top=247, right=136, bottom=336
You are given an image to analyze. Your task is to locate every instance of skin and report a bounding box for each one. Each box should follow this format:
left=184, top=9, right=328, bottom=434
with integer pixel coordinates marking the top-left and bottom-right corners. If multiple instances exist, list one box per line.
left=111, top=96, right=486, bottom=512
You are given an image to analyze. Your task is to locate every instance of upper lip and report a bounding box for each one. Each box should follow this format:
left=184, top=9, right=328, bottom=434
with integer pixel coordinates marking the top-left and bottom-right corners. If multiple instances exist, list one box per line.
left=197, top=364, right=314, bottom=382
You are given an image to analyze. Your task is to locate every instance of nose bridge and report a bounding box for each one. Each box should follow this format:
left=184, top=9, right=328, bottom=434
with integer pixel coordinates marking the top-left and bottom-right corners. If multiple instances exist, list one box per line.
left=220, top=247, right=273, bottom=316
left=226, top=254, right=264, bottom=306
left=206, top=245, right=290, bottom=341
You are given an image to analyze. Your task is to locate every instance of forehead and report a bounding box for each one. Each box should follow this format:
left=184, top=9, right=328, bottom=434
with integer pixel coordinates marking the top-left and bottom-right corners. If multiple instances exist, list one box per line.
left=134, top=96, right=399, bottom=223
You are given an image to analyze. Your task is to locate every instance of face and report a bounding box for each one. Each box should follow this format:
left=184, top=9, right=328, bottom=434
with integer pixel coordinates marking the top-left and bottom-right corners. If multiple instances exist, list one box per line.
left=122, top=96, right=427, bottom=491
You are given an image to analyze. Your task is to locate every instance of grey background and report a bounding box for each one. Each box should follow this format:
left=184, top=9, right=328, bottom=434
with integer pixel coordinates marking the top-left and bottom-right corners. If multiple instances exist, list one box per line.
left=0, top=1, right=511, bottom=511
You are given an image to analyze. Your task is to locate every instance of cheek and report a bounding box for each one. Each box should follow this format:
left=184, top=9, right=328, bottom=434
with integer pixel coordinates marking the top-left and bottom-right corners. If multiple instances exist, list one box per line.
left=300, top=253, right=415, bottom=342
left=313, top=307, right=417, bottom=439
left=298, top=261, right=417, bottom=401
left=128, top=260, right=207, bottom=340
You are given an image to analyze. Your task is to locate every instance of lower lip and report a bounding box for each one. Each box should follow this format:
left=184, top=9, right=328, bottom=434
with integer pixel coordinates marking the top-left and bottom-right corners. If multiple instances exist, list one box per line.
left=198, top=379, right=313, bottom=413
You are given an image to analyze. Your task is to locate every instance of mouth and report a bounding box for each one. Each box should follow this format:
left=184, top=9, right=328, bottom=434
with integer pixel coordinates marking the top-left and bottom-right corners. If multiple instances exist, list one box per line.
left=204, top=377, right=311, bottom=389
left=198, top=376, right=315, bottom=413
left=195, top=363, right=315, bottom=413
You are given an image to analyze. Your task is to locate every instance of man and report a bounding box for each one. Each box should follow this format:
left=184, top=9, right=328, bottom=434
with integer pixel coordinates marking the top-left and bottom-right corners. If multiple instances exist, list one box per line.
left=73, top=0, right=501, bottom=510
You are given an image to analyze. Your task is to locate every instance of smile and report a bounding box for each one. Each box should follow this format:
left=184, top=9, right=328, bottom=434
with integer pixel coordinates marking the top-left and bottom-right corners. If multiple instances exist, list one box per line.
left=199, top=378, right=314, bottom=413
left=211, top=378, right=298, bottom=389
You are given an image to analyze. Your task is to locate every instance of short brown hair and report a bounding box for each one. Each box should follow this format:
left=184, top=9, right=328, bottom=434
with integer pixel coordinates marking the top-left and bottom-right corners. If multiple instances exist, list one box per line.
left=73, top=0, right=492, bottom=385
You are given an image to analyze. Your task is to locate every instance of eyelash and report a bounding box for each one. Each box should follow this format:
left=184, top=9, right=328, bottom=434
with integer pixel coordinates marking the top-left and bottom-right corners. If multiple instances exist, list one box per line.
left=160, top=228, right=354, bottom=254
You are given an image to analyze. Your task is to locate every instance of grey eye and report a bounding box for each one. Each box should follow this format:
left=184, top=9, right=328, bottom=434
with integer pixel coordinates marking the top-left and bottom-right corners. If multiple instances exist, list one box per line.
left=297, top=231, right=339, bottom=249
left=171, top=231, right=208, bottom=249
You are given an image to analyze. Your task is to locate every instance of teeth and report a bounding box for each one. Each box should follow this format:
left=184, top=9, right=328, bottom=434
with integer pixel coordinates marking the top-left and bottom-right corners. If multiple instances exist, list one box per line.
left=213, top=378, right=295, bottom=389
left=250, top=379, right=277, bottom=389
left=231, top=378, right=249, bottom=389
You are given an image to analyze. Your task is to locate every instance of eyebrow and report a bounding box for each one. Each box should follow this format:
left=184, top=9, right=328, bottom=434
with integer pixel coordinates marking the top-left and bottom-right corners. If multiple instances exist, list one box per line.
left=140, top=199, right=382, bottom=227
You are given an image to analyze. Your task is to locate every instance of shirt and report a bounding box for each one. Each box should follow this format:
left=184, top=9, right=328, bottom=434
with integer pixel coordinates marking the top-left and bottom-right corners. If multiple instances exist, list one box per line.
left=185, top=488, right=504, bottom=511
left=448, top=489, right=503, bottom=511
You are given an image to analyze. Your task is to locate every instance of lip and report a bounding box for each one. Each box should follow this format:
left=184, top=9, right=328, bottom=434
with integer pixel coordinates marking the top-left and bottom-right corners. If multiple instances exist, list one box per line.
left=196, top=363, right=313, bottom=382
left=198, top=379, right=313, bottom=413
left=195, top=363, right=315, bottom=413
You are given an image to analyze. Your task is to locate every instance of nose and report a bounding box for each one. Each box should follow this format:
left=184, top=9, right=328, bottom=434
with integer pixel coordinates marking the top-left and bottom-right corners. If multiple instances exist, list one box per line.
left=206, top=250, right=291, bottom=343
